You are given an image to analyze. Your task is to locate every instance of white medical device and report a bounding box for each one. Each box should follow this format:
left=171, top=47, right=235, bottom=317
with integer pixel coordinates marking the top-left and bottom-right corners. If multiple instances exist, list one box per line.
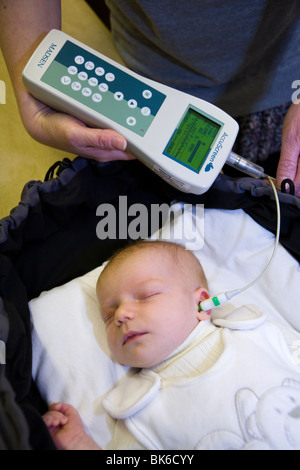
left=22, top=29, right=243, bottom=194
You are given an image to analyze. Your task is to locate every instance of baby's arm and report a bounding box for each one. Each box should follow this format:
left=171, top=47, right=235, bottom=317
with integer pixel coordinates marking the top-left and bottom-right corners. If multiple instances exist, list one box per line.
left=43, top=403, right=102, bottom=450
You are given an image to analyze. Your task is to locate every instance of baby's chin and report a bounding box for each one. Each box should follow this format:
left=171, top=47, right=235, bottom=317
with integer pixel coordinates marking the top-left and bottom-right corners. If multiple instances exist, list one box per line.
left=119, top=353, right=166, bottom=369
left=120, top=358, right=159, bottom=369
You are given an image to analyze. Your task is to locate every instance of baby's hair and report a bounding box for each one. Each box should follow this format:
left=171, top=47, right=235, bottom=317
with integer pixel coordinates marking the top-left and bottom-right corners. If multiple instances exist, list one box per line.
left=98, top=240, right=208, bottom=290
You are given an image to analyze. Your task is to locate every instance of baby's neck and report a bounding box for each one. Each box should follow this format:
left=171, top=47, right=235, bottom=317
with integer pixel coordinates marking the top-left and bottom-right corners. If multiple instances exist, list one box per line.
left=152, top=319, right=214, bottom=372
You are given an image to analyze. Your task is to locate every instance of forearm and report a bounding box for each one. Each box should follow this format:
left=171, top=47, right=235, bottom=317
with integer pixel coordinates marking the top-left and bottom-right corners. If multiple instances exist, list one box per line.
left=0, top=0, right=130, bottom=159
left=0, top=0, right=61, bottom=106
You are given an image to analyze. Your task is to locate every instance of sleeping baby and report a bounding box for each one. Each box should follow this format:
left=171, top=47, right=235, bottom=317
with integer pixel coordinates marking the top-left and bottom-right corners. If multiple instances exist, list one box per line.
left=42, top=240, right=300, bottom=450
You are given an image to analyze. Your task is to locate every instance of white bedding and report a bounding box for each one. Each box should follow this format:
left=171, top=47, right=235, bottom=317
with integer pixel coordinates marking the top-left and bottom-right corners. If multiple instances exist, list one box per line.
left=29, top=205, right=300, bottom=447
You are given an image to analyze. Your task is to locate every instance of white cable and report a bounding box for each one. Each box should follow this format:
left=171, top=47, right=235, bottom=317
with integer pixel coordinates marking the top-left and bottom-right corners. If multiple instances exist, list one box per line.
left=199, top=176, right=281, bottom=312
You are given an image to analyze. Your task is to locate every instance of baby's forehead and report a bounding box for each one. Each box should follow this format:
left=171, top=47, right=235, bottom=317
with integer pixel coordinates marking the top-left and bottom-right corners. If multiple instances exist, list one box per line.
left=97, top=242, right=206, bottom=296
left=118, top=244, right=179, bottom=266
left=100, top=245, right=179, bottom=280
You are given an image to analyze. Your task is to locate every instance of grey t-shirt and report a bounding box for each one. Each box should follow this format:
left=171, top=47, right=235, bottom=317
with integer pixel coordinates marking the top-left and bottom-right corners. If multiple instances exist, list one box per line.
left=105, top=0, right=300, bottom=116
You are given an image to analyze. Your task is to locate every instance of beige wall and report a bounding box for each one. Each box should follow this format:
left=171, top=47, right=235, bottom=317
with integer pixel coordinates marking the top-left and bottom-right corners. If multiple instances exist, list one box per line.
left=0, top=0, right=123, bottom=219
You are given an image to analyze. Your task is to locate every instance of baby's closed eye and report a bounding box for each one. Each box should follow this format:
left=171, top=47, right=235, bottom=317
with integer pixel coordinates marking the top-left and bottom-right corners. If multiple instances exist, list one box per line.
left=137, top=290, right=162, bottom=301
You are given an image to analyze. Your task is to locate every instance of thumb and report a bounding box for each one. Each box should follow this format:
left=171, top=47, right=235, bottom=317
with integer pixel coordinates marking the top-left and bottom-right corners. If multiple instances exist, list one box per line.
left=70, top=126, right=127, bottom=152
left=59, top=118, right=135, bottom=161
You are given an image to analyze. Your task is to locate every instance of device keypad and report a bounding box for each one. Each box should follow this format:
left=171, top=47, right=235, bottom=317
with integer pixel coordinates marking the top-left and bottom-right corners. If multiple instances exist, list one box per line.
left=41, top=41, right=166, bottom=136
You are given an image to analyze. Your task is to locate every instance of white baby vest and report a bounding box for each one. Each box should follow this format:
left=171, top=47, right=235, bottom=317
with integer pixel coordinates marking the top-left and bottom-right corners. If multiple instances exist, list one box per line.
left=103, top=305, right=300, bottom=450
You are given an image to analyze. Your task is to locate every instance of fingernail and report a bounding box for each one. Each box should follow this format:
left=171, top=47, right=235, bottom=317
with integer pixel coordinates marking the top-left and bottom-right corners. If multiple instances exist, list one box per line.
left=112, top=137, right=127, bottom=151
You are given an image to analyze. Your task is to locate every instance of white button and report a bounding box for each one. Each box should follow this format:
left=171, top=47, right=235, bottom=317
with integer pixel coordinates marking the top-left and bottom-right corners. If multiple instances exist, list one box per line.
left=99, top=83, right=108, bottom=92
left=78, top=71, right=88, bottom=81
left=142, top=89, right=152, bottom=99
left=88, top=77, right=98, bottom=87
left=92, top=93, right=102, bottom=103
left=126, top=116, right=136, bottom=126
left=74, top=55, right=85, bottom=65
left=82, top=87, right=92, bottom=97
left=68, top=65, right=78, bottom=75
left=128, top=99, right=137, bottom=108
left=141, top=106, right=151, bottom=116
left=85, top=61, right=95, bottom=71
left=71, top=81, right=81, bottom=91
left=105, top=72, right=115, bottom=82
left=114, top=91, right=124, bottom=101
left=61, top=75, right=71, bottom=85
left=95, top=67, right=105, bottom=76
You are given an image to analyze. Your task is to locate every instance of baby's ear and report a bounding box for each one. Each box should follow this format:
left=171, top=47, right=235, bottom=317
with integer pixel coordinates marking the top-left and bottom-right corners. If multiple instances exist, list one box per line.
left=194, top=288, right=211, bottom=321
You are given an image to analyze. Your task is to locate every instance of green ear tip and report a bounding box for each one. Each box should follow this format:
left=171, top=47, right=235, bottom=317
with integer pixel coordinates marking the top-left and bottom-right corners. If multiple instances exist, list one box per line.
left=198, top=304, right=202, bottom=312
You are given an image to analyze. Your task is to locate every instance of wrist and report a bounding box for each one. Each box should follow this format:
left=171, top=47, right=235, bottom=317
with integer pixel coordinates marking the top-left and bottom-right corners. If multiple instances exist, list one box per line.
left=66, top=433, right=102, bottom=451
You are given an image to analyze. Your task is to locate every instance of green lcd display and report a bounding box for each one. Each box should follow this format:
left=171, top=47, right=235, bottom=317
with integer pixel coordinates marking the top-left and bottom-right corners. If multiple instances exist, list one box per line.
left=163, top=106, right=222, bottom=173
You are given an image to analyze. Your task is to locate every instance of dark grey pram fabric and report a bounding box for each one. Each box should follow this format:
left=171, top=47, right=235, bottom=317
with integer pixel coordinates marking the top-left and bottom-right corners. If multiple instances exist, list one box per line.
left=0, top=158, right=174, bottom=449
left=0, top=369, right=31, bottom=450
left=0, top=157, right=299, bottom=449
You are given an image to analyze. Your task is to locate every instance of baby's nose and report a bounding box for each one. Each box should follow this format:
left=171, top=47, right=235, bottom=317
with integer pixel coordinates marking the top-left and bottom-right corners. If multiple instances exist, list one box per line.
left=115, top=302, right=136, bottom=325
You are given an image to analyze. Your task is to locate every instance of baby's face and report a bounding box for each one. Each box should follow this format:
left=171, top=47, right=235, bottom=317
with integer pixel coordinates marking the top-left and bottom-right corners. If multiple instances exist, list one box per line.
left=97, top=247, right=207, bottom=368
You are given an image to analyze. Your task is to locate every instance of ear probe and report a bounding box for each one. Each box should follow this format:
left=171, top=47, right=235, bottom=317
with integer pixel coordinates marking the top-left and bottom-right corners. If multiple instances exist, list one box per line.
left=199, top=292, right=236, bottom=312
left=199, top=176, right=281, bottom=312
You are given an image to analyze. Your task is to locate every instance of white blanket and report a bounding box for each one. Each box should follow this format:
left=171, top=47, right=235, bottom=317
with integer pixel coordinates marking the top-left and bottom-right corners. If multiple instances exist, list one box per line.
left=29, top=205, right=300, bottom=447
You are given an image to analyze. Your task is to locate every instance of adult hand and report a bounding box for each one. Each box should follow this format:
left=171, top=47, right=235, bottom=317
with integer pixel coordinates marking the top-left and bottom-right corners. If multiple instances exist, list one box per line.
left=0, top=0, right=134, bottom=163
left=21, top=90, right=135, bottom=161
left=277, top=103, right=300, bottom=196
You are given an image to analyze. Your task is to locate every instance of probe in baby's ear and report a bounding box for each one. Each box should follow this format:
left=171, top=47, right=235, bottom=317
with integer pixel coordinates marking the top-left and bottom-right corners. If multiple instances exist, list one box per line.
left=198, top=291, right=240, bottom=312
left=198, top=294, right=225, bottom=312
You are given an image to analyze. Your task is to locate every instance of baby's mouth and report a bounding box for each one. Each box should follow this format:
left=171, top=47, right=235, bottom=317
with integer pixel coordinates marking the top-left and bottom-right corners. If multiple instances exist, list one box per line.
left=122, top=331, right=147, bottom=345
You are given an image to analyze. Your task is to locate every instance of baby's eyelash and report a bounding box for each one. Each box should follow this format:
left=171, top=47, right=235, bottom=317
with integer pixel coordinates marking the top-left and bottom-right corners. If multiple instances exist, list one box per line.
left=138, top=291, right=160, bottom=301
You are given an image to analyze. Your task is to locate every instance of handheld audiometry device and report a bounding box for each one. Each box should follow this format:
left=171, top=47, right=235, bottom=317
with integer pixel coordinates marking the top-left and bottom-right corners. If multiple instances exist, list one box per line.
left=22, top=29, right=243, bottom=194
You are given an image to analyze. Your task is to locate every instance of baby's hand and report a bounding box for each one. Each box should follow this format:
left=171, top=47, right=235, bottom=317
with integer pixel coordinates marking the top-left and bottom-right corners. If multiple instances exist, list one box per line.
left=43, top=404, right=69, bottom=434
left=43, top=403, right=101, bottom=450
